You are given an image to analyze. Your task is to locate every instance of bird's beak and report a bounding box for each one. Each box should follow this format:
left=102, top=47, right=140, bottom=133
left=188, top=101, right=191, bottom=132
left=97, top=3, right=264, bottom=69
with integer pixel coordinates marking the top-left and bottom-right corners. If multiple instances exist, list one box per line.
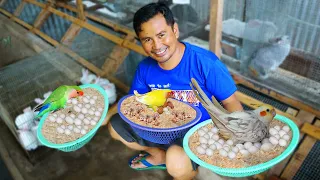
left=272, top=109, right=276, bottom=116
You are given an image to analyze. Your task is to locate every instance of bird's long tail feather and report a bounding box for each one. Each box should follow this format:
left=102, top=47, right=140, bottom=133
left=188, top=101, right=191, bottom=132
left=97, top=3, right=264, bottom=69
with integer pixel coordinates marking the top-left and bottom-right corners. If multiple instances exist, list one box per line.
left=190, top=78, right=232, bottom=137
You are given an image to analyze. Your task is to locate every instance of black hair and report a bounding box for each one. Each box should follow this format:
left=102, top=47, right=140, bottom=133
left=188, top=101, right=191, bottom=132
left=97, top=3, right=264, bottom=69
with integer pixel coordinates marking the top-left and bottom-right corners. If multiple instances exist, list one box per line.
left=133, top=2, right=175, bottom=36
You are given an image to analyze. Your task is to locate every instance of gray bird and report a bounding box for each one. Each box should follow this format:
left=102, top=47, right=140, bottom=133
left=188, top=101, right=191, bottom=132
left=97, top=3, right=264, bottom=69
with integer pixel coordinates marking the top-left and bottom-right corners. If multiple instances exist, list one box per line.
left=190, top=78, right=276, bottom=143
left=248, top=35, right=291, bottom=79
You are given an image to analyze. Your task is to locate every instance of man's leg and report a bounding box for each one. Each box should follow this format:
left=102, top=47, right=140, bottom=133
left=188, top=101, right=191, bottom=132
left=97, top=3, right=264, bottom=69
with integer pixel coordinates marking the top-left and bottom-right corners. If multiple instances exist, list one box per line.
left=107, top=117, right=166, bottom=168
left=166, top=145, right=198, bottom=180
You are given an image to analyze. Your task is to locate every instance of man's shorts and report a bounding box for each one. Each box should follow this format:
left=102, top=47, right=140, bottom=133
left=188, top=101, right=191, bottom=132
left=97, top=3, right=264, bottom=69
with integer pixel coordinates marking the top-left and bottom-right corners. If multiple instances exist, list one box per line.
left=110, top=113, right=199, bottom=171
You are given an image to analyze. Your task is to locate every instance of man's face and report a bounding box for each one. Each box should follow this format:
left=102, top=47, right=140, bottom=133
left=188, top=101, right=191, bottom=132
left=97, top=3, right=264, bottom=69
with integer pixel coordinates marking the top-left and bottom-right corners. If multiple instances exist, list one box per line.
left=138, top=14, right=179, bottom=64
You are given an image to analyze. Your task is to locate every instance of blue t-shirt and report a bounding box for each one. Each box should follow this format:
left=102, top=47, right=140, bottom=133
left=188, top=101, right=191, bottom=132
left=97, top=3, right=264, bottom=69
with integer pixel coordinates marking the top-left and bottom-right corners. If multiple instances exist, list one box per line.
left=129, top=42, right=237, bottom=123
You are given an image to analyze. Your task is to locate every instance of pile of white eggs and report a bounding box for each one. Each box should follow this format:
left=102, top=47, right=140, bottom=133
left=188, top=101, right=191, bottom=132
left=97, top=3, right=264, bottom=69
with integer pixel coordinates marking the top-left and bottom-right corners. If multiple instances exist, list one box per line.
left=47, top=95, right=103, bottom=136
left=195, top=125, right=291, bottom=160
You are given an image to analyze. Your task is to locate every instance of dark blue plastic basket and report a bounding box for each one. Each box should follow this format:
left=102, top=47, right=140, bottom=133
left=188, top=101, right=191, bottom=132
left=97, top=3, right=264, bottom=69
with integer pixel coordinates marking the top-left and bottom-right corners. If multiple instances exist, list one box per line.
left=118, top=95, right=202, bottom=144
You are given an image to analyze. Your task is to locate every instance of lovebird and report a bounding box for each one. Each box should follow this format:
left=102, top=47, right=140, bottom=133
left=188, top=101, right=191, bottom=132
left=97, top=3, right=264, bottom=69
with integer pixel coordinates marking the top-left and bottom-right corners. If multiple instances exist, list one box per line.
left=190, top=78, right=276, bottom=143
left=34, top=85, right=84, bottom=118
left=133, top=89, right=172, bottom=111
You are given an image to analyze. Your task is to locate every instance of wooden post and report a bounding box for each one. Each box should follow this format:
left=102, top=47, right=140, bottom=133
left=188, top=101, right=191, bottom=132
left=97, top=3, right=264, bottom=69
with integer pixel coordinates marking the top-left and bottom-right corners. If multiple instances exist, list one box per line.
left=61, top=23, right=82, bottom=46
left=101, top=35, right=136, bottom=76
left=12, top=1, right=26, bottom=17
left=76, top=0, right=85, bottom=21
left=209, top=0, right=223, bottom=58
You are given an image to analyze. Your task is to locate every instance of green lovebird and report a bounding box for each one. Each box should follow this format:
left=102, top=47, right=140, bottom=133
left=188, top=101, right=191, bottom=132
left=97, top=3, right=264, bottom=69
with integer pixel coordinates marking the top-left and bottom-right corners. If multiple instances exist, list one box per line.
left=34, top=85, right=84, bottom=118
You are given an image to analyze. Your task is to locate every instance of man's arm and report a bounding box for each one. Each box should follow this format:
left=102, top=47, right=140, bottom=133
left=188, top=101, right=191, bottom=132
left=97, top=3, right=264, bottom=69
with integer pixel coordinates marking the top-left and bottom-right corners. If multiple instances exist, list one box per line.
left=221, top=93, right=243, bottom=113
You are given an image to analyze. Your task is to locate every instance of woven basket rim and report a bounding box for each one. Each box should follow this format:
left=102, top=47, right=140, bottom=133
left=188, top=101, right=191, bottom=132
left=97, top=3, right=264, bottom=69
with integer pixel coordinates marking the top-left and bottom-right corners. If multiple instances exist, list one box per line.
left=37, top=84, right=109, bottom=149
left=183, top=114, right=300, bottom=176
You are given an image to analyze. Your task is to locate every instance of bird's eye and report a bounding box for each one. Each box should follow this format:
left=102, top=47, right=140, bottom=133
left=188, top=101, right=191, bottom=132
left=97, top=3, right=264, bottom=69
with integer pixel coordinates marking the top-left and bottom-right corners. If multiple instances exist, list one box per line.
left=266, top=109, right=270, bottom=112
left=76, top=91, right=79, bottom=94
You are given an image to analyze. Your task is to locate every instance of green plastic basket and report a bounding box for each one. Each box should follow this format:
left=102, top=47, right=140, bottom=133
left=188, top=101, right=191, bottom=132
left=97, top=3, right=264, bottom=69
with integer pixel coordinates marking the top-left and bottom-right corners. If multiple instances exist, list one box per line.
left=37, top=84, right=109, bottom=152
left=183, top=114, right=300, bottom=177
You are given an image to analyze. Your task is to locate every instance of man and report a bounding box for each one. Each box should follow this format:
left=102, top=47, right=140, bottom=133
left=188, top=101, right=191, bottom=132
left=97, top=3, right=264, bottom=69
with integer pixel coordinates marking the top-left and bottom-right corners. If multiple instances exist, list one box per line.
left=107, top=2, right=243, bottom=180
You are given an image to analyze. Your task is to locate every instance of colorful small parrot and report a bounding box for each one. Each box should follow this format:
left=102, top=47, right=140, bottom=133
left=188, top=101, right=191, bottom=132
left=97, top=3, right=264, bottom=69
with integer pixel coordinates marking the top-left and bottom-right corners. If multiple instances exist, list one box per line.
left=190, top=78, right=276, bottom=143
left=33, top=85, right=84, bottom=118
left=133, top=89, right=172, bottom=111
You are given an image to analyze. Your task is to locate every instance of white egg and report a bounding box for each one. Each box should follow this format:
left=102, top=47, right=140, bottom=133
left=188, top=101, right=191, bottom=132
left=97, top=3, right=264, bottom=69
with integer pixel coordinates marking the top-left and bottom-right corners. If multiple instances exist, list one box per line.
left=198, top=129, right=206, bottom=136
left=240, top=149, right=250, bottom=156
left=72, top=99, right=78, bottom=105
left=88, top=110, right=95, bottom=115
left=91, top=107, right=96, bottom=111
left=83, top=118, right=90, bottom=125
left=282, top=134, right=290, bottom=141
left=81, top=129, right=87, bottom=135
left=261, top=143, right=273, bottom=151
left=65, top=129, right=71, bottom=135
left=226, top=140, right=234, bottom=146
left=211, top=127, right=219, bottom=133
left=199, top=137, right=208, bottom=144
left=279, top=139, right=287, bottom=147
left=200, top=144, right=207, bottom=149
left=202, top=127, right=209, bottom=132
left=78, top=114, right=85, bottom=120
left=60, top=125, right=66, bottom=129
left=208, top=139, right=215, bottom=145
left=74, top=106, right=81, bottom=113
left=77, top=126, right=82, bottom=129
left=236, top=144, right=245, bottom=150
left=218, top=139, right=225, bottom=145
left=219, top=149, right=228, bottom=157
left=93, top=96, right=97, bottom=100
left=56, top=117, right=63, bottom=124
left=215, top=142, right=222, bottom=150
left=57, top=127, right=64, bottom=134
left=262, top=138, right=270, bottom=144
left=83, top=126, right=89, bottom=130
left=248, top=146, right=258, bottom=153
left=74, top=119, right=82, bottom=125
left=232, top=147, right=239, bottom=153
left=279, top=130, right=287, bottom=137
left=95, top=111, right=101, bottom=117
left=78, top=104, right=83, bottom=108
left=81, top=108, right=88, bottom=114
left=196, top=146, right=206, bottom=154
left=68, top=125, right=73, bottom=130
left=94, top=117, right=99, bottom=121
left=208, top=132, right=214, bottom=138
left=203, top=134, right=210, bottom=139
left=209, top=144, right=217, bottom=150
left=53, top=114, right=58, bottom=117
left=89, top=99, right=96, bottom=105
left=83, top=97, right=89, bottom=103
left=282, top=126, right=290, bottom=132
left=223, top=146, right=230, bottom=152
left=85, top=104, right=91, bottom=109
left=244, top=142, right=253, bottom=149
left=163, top=107, right=169, bottom=112
left=228, top=151, right=236, bottom=159
left=269, top=128, right=278, bottom=136
left=59, top=114, right=66, bottom=119
left=274, top=134, right=281, bottom=140
left=66, top=117, right=74, bottom=124
left=212, top=134, right=220, bottom=141
left=269, top=137, right=279, bottom=145
left=254, top=142, right=262, bottom=149
left=70, top=114, right=76, bottom=118
left=87, top=116, right=92, bottom=120
left=73, top=128, right=80, bottom=133
left=49, top=116, right=56, bottom=122
left=90, top=120, right=97, bottom=126
left=98, top=107, right=103, bottom=112
left=206, top=148, right=214, bottom=156
left=274, top=125, right=281, bottom=131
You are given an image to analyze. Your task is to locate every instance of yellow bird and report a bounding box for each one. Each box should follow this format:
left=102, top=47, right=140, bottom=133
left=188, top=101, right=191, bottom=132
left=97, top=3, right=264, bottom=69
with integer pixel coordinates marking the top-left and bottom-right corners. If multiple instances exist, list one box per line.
left=133, top=89, right=172, bottom=111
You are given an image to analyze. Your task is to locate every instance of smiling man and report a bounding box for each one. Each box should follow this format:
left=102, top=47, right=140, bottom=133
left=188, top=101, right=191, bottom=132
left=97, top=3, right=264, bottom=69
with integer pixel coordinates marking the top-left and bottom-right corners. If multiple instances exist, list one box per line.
left=107, top=2, right=243, bottom=180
